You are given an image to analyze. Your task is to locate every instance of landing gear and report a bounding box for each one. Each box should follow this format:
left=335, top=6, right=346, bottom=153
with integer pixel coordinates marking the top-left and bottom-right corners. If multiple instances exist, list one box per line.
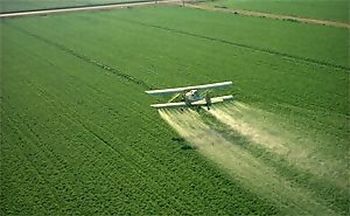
left=205, top=92, right=211, bottom=111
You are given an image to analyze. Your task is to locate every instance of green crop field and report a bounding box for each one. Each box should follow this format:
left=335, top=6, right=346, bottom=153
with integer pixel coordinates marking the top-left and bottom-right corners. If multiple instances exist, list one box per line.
left=204, top=0, right=349, bottom=22
left=0, top=0, right=149, bottom=13
left=1, top=4, right=349, bottom=216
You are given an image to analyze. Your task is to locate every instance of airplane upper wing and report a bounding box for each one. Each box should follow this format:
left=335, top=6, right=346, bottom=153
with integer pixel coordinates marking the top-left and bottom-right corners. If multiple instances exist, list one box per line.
left=145, top=81, right=232, bottom=96
left=151, top=95, right=233, bottom=108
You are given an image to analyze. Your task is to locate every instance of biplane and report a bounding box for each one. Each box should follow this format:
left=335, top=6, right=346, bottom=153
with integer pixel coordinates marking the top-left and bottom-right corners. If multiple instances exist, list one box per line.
left=145, top=81, right=233, bottom=109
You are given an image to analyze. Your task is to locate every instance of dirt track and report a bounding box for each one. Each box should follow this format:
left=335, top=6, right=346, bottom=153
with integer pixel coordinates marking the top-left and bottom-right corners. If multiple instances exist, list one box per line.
left=2, top=0, right=349, bottom=29
left=187, top=3, right=350, bottom=29
left=0, top=0, right=180, bottom=18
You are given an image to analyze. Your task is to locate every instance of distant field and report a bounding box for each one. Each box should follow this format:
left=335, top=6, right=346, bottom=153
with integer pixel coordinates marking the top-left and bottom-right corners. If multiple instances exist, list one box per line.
left=204, top=0, right=349, bottom=22
left=1, top=5, right=349, bottom=215
left=0, top=0, right=150, bottom=13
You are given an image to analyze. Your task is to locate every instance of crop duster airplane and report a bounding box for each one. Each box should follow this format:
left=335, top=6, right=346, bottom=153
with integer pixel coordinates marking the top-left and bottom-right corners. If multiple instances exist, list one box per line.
left=145, top=81, right=233, bottom=109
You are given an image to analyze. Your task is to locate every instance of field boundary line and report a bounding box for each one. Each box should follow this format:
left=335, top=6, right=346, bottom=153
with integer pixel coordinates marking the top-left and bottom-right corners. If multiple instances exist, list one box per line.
left=0, top=0, right=181, bottom=18
left=118, top=18, right=350, bottom=71
left=186, top=3, right=350, bottom=29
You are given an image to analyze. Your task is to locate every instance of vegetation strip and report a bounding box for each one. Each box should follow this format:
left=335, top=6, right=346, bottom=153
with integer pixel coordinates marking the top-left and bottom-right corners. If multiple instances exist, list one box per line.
left=119, top=17, right=349, bottom=71
left=5, top=23, right=152, bottom=89
left=187, top=3, right=350, bottom=29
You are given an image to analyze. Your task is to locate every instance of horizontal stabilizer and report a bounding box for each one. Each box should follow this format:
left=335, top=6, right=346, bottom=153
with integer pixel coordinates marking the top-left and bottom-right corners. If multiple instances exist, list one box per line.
left=145, top=81, right=232, bottom=96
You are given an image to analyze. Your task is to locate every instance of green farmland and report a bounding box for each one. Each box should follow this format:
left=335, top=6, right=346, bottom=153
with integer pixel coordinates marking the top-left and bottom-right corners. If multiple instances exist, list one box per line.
left=1, top=4, right=349, bottom=216
left=204, top=0, right=349, bottom=22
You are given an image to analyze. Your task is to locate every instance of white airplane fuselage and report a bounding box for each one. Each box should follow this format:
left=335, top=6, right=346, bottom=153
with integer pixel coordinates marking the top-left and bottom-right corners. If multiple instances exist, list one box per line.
left=184, top=90, right=202, bottom=103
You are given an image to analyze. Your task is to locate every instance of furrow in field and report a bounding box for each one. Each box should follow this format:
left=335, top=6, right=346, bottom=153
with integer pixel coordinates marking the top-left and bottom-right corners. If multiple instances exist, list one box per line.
left=117, top=18, right=349, bottom=71
left=26, top=82, right=107, bottom=162
left=6, top=16, right=348, bottom=73
left=4, top=22, right=152, bottom=89
left=3, top=75, right=166, bottom=212
left=2, top=88, right=128, bottom=211
left=5, top=96, right=70, bottom=173
left=0, top=142, right=60, bottom=214
left=17, top=40, right=182, bottom=169
left=7, top=100, right=72, bottom=172
left=3, top=116, right=65, bottom=211
left=12, top=82, right=175, bottom=214
left=23, top=76, right=200, bottom=214
left=51, top=81, right=227, bottom=212
left=22, top=53, right=268, bottom=213
left=7, top=23, right=183, bottom=161
left=159, top=108, right=336, bottom=215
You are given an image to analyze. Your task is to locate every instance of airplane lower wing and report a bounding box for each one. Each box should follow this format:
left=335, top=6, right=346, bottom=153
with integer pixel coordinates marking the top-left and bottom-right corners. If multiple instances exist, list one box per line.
left=151, top=95, right=233, bottom=108
left=151, top=101, right=187, bottom=108
left=145, top=81, right=232, bottom=96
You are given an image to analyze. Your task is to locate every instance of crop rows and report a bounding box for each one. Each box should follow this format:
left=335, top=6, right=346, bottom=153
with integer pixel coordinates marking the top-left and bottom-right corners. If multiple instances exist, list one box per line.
left=202, top=0, right=349, bottom=22
left=1, top=12, right=280, bottom=214
left=1, top=5, right=348, bottom=215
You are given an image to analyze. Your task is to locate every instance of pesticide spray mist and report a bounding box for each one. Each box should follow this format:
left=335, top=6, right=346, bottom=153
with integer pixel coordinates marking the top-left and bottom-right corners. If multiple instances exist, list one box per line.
left=206, top=102, right=347, bottom=189
left=158, top=108, right=334, bottom=215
